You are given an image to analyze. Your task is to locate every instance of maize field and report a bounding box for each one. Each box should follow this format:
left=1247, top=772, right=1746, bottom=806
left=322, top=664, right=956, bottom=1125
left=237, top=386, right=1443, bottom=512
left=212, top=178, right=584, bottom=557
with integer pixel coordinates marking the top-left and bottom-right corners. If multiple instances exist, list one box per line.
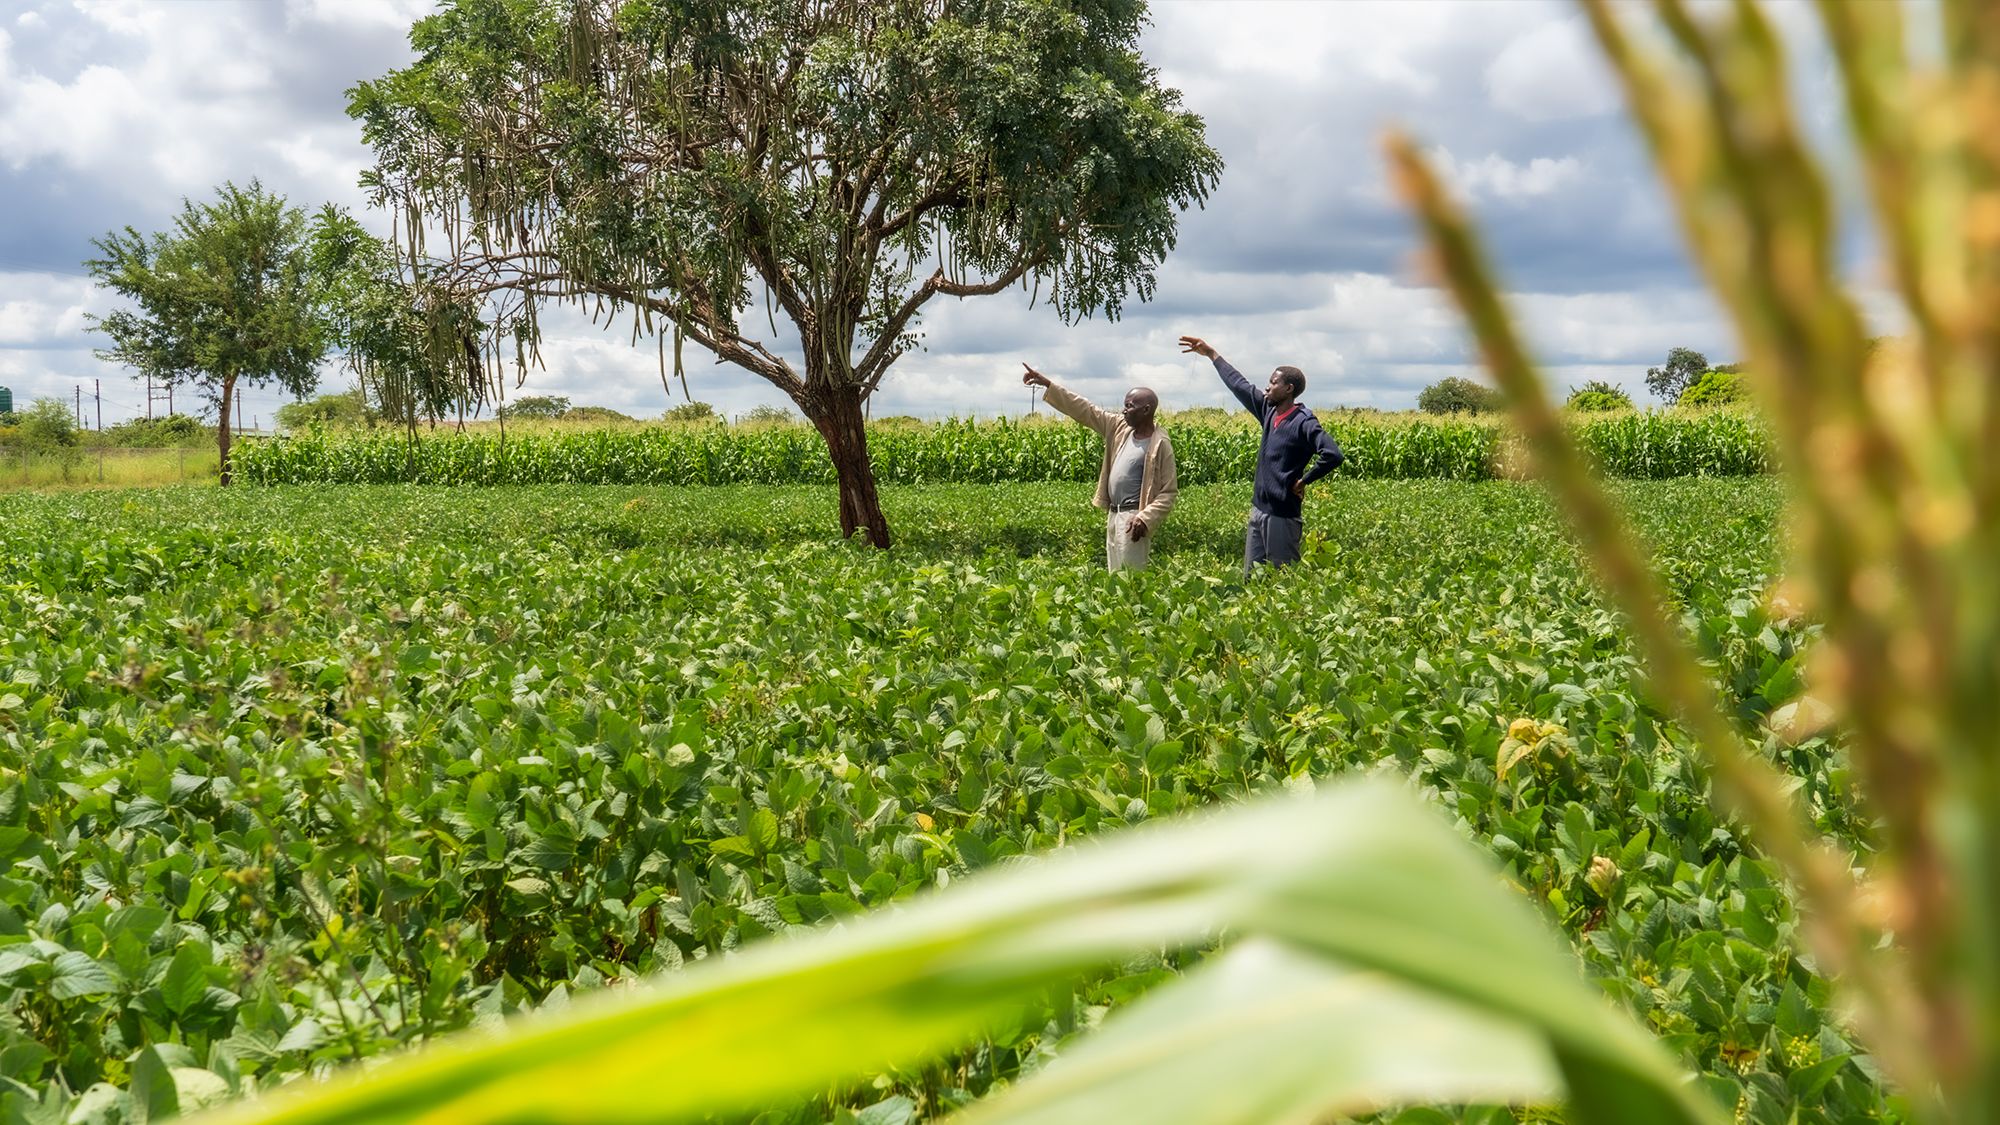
left=231, top=411, right=1772, bottom=487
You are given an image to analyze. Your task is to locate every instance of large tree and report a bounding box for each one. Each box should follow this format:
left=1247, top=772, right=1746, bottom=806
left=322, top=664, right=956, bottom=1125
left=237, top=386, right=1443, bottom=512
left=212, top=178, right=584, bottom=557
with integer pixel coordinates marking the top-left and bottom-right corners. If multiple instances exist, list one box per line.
left=86, top=181, right=327, bottom=485
left=350, top=0, right=1221, bottom=545
left=1643, top=346, right=1709, bottom=402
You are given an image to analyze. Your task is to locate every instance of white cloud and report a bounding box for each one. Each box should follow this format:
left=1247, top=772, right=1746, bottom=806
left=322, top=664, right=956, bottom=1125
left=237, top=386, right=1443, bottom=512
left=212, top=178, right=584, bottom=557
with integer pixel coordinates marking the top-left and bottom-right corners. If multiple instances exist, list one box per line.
left=0, top=0, right=1871, bottom=421
left=1428, top=147, right=1584, bottom=203
left=0, top=273, right=95, bottom=346
left=1485, top=17, right=1620, bottom=122
left=296, top=0, right=434, bottom=32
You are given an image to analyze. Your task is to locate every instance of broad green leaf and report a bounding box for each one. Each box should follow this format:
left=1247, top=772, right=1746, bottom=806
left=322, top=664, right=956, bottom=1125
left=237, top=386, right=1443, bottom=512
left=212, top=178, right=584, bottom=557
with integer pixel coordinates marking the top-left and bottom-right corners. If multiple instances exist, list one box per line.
left=190, top=780, right=1719, bottom=1125
left=958, top=938, right=1560, bottom=1124
left=163, top=942, right=210, bottom=1016
left=49, top=951, right=117, bottom=1000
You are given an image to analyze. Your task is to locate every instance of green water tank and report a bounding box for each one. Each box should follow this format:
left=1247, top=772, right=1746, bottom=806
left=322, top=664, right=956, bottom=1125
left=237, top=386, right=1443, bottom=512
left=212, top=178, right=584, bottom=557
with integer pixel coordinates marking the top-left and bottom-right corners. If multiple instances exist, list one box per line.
left=0, top=386, right=12, bottom=416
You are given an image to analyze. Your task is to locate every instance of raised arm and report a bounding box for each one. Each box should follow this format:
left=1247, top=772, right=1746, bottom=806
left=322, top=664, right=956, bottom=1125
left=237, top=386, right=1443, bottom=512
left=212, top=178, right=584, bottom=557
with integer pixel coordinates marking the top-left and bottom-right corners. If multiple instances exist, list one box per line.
left=1022, top=363, right=1118, bottom=438
left=1179, top=335, right=1264, bottom=419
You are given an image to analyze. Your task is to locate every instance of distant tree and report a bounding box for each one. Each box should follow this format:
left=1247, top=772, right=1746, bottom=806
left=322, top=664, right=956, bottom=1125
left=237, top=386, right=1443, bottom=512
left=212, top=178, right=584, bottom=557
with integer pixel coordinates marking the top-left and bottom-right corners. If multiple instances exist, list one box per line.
left=563, top=405, right=634, bottom=425
left=1679, top=369, right=1749, bottom=408
left=498, top=395, right=571, bottom=421
left=1644, top=346, right=1709, bottom=401
left=349, top=0, right=1222, bottom=546
left=16, top=398, right=84, bottom=480
left=1417, top=377, right=1504, bottom=415
left=18, top=397, right=78, bottom=450
left=1564, top=380, right=1634, bottom=412
left=86, top=180, right=327, bottom=485
left=738, top=405, right=798, bottom=426
left=661, top=401, right=718, bottom=425
left=104, top=414, right=209, bottom=447
left=275, top=389, right=378, bottom=432
left=1711, top=362, right=1745, bottom=375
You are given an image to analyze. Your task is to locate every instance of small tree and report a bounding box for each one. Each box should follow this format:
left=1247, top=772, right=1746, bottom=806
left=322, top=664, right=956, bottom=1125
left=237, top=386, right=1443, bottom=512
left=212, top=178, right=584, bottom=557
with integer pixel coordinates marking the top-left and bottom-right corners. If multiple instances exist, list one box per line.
left=1644, top=346, right=1709, bottom=401
left=17, top=398, right=84, bottom=481
left=498, top=395, right=571, bottom=421
left=275, top=389, right=379, bottom=432
left=86, top=181, right=327, bottom=485
left=564, top=405, right=634, bottom=425
left=1678, top=369, right=1748, bottom=408
left=662, top=401, right=718, bottom=425
left=350, top=0, right=1222, bottom=546
left=738, top=404, right=798, bottom=426
left=104, top=414, right=208, bottom=447
left=1564, top=380, right=1634, bottom=412
left=1417, top=376, right=1503, bottom=415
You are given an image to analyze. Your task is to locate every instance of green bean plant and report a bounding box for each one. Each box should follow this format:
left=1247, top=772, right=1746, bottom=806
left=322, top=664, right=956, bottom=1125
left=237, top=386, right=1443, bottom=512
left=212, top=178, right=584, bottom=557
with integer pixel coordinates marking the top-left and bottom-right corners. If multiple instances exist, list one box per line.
left=1389, top=0, right=2000, bottom=1118
left=150, top=0, right=1999, bottom=1122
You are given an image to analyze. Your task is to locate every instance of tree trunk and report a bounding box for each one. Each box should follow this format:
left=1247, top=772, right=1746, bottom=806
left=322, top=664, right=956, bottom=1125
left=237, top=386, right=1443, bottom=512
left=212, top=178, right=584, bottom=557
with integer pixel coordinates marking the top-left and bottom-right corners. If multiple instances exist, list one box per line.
left=807, top=386, right=891, bottom=548
left=217, top=375, right=236, bottom=487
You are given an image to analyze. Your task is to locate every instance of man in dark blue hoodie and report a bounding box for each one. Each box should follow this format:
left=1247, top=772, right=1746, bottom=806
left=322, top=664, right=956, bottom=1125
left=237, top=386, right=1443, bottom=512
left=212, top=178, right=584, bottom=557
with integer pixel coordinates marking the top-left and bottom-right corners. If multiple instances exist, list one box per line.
left=1179, top=335, right=1344, bottom=574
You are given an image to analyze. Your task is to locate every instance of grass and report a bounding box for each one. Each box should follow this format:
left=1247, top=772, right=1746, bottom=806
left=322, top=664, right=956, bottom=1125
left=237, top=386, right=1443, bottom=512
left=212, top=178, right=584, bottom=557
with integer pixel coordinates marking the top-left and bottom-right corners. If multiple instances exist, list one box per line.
left=0, top=446, right=221, bottom=491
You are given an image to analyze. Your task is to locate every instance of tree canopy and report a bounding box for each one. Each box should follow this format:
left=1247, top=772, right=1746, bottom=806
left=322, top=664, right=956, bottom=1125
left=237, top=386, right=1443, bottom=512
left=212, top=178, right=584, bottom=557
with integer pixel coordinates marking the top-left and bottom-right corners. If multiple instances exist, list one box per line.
left=86, top=181, right=327, bottom=484
left=1564, top=379, right=1633, bottom=412
left=1644, top=346, right=1709, bottom=402
left=349, top=0, right=1222, bottom=544
left=1417, top=376, right=1503, bottom=415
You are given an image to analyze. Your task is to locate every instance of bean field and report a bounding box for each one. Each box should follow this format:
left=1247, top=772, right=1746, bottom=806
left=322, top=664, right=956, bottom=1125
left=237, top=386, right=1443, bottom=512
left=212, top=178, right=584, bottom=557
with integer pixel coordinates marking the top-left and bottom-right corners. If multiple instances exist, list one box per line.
left=0, top=480, right=1887, bottom=1123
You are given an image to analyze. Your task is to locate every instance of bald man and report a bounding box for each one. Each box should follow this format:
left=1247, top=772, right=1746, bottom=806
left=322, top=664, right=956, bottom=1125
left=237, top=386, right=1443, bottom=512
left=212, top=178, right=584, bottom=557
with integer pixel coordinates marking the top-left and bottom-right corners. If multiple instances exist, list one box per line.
left=1021, top=364, right=1179, bottom=571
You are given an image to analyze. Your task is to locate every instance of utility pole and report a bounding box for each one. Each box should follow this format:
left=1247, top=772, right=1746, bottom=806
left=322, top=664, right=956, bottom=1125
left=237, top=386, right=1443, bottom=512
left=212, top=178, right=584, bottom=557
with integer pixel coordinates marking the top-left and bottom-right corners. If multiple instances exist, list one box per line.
left=146, top=375, right=173, bottom=420
left=94, top=379, right=101, bottom=431
left=75, top=384, right=82, bottom=428
left=236, top=394, right=244, bottom=434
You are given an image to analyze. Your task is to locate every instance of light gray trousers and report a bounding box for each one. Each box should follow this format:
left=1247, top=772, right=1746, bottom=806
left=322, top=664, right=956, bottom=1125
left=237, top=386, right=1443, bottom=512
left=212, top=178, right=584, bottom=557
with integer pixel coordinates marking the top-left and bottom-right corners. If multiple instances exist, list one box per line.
left=1243, top=508, right=1303, bottom=575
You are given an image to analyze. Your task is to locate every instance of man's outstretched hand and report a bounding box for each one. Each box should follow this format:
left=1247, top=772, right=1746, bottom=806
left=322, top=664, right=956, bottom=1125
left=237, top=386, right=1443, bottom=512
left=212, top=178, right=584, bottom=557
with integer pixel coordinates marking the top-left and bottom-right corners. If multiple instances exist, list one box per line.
left=1177, top=335, right=1217, bottom=359
left=1021, top=363, right=1052, bottom=389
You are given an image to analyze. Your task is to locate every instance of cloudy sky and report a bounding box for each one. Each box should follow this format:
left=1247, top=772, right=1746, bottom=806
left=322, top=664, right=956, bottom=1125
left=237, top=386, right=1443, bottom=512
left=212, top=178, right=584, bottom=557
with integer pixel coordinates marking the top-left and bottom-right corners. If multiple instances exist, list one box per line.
left=0, top=0, right=1861, bottom=425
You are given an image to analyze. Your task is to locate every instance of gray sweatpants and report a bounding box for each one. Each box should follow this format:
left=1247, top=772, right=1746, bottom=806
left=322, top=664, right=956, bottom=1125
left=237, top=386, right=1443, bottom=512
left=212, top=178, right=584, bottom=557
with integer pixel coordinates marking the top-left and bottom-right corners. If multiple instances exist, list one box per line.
left=1243, top=508, right=1303, bottom=576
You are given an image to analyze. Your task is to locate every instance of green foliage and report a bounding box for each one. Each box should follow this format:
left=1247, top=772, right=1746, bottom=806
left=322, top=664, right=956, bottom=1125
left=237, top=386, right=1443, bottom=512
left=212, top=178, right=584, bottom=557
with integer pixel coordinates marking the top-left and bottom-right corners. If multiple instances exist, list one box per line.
left=233, top=412, right=1772, bottom=488
left=1644, top=348, right=1709, bottom=402
left=274, top=391, right=377, bottom=432
left=85, top=181, right=328, bottom=483
left=347, top=0, right=1225, bottom=543
left=1417, top=377, right=1504, bottom=415
left=1566, top=381, right=1635, bottom=413
left=737, top=404, right=800, bottom=427
left=661, top=401, right=719, bottom=425
left=497, top=395, right=570, bottom=421
left=103, top=414, right=217, bottom=448
left=0, top=480, right=1886, bottom=1122
left=1678, top=371, right=1749, bottom=409
left=561, top=406, right=634, bottom=425
left=307, top=206, right=490, bottom=435
left=15, top=397, right=79, bottom=450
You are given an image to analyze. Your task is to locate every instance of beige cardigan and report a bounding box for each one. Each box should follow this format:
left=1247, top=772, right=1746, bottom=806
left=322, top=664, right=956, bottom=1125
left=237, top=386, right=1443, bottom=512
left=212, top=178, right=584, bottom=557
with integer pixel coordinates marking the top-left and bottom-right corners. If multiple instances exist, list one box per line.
left=1042, top=381, right=1179, bottom=530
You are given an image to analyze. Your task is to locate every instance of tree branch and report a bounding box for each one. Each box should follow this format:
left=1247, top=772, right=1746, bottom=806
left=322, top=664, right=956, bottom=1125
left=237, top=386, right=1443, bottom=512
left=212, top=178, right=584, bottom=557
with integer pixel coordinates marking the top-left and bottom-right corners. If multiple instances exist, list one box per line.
left=853, top=257, right=1040, bottom=391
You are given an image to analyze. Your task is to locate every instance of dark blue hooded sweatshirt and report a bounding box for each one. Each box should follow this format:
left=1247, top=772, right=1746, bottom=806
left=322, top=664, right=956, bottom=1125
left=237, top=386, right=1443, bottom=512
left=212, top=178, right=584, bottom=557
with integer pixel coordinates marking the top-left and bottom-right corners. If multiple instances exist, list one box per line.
left=1213, top=357, right=1344, bottom=519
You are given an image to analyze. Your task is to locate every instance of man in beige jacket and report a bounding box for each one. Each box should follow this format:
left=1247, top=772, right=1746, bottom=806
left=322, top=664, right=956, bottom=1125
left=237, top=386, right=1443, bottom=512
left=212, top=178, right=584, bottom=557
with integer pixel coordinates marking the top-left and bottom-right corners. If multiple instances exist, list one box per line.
left=1021, top=363, right=1179, bottom=570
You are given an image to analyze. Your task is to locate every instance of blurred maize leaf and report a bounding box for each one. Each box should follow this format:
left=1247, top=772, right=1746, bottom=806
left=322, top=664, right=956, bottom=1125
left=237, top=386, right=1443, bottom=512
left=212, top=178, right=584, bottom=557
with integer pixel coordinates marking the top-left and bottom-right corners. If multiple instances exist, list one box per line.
left=1389, top=0, right=2000, bottom=1119
left=193, top=780, right=1718, bottom=1125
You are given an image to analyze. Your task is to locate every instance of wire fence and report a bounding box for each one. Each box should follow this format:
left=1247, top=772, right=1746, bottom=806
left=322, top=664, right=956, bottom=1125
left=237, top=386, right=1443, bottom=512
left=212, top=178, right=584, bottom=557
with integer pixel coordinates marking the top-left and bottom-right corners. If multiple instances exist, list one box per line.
left=0, top=445, right=222, bottom=489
